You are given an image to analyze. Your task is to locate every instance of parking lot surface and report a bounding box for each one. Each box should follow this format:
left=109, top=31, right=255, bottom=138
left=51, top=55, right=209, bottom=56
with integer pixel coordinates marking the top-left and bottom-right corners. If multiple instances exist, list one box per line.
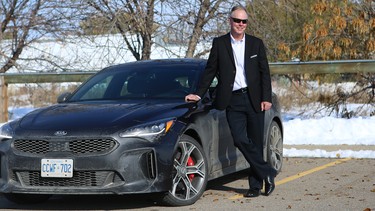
left=1, top=157, right=374, bottom=210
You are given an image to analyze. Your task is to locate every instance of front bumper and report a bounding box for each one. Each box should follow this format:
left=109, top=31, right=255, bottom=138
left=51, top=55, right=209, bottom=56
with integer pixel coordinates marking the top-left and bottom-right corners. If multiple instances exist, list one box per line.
left=0, top=132, right=177, bottom=195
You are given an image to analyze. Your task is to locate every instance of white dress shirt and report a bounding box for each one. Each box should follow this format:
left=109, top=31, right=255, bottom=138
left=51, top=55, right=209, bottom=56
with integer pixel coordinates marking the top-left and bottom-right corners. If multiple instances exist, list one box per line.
left=230, top=34, right=247, bottom=91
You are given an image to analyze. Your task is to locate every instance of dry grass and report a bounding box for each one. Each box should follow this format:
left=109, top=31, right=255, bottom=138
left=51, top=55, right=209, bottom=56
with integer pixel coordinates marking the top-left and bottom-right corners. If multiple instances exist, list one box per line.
left=272, top=73, right=374, bottom=117
left=8, top=83, right=80, bottom=108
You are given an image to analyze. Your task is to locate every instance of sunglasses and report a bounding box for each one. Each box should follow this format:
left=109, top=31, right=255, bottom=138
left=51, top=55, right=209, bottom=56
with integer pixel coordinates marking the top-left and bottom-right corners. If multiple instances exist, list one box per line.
left=231, top=17, right=248, bottom=24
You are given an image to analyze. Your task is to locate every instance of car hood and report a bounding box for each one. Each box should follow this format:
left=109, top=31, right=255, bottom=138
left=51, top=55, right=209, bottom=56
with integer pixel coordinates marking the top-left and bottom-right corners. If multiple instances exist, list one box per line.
left=18, top=101, right=191, bottom=131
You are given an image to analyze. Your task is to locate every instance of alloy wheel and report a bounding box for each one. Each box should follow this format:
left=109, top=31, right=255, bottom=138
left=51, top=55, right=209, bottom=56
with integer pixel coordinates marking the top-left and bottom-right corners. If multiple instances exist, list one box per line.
left=161, top=135, right=208, bottom=206
left=268, top=121, right=283, bottom=172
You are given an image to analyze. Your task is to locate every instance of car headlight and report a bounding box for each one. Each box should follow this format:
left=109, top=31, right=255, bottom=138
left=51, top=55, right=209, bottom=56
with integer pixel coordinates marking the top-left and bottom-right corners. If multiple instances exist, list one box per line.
left=0, top=122, right=14, bottom=140
left=119, top=119, right=175, bottom=141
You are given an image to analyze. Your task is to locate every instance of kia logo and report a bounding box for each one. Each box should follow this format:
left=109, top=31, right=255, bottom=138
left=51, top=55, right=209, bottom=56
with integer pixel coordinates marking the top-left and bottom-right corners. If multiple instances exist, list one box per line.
left=54, top=131, right=68, bottom=136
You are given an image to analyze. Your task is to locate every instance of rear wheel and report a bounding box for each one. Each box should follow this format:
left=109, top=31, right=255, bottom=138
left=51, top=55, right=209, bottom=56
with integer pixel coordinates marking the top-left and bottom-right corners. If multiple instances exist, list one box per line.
left=161, top=135, right=208, bottom=206
left=4, top=193, right=51, bottom=204
left=267, top=121, right=283, bottom=173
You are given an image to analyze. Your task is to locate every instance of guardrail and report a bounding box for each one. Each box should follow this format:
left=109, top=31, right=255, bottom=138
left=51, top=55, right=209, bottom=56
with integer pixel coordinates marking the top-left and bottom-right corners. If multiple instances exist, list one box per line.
left=1, top=60, right=374, bottom=122
left=0, top=72, right=96, bottom=84
left=269, top=59, right=375, bottom=74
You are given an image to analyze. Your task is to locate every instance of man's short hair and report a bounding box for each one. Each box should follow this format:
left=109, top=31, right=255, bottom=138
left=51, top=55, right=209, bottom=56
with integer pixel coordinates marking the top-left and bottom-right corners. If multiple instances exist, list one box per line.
left=230, top=5, right=248, bottom=17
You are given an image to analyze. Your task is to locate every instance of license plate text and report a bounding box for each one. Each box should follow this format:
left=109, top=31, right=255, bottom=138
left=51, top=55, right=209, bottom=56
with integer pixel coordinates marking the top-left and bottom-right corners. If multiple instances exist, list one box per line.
left=41, top=159, right=73, bottom=178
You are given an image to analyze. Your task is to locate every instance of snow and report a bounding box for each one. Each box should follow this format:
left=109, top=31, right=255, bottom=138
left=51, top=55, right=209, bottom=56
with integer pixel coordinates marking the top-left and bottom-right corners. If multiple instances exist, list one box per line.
left=1, top=107, right=375, bottom=159
left=283, top=115, right=375, bottom=159
left=284, top=116, right=375, bottom=145
left=284, top=148, right=374, bottom=159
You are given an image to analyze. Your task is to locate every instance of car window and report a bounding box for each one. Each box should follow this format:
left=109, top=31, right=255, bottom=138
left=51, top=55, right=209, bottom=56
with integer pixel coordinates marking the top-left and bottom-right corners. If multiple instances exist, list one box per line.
left=69, top=64, right=201, bottom=101
left=123, top=72, right=188, bottom=98
left=175, top=76, right=190, bottom=89
left=79, top=75, right=113, bottom=100
left=210, top=77, right=218, bottom=88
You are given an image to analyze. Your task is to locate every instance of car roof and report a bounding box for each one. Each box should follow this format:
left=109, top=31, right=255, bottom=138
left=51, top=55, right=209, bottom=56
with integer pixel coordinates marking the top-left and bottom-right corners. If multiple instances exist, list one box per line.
left=102, top=58, right=207, bottom=73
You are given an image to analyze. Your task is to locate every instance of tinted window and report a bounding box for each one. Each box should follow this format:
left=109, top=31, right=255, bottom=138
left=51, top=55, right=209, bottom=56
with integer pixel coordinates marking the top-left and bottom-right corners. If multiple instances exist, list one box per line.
left=69, top=63, right=200, bottom=101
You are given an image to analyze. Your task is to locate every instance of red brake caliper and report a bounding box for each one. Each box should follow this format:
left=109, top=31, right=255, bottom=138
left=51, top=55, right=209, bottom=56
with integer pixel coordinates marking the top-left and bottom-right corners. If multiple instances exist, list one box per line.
left=187, top=157, right=195, bottom=181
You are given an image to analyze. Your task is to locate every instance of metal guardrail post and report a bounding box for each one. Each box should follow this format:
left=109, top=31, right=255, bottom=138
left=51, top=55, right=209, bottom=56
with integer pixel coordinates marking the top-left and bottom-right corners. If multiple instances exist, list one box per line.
left=0, top=75, right=8, bottom=122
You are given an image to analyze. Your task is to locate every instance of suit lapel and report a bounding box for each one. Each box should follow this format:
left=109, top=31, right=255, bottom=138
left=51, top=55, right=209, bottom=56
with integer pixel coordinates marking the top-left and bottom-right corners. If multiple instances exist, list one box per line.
left=223, top=33, right=235, bottom=67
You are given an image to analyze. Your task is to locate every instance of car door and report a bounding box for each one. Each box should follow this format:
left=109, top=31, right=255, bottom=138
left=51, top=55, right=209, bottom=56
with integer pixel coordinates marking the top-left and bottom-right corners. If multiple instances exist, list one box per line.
left=206, top=78, right=247, bottom=176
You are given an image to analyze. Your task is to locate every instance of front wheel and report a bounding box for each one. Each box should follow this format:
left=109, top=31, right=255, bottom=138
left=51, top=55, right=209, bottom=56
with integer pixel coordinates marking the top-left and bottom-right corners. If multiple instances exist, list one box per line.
left=266, top=121, right=283, bottom=173
left=160, top=135, right=208, bottom=206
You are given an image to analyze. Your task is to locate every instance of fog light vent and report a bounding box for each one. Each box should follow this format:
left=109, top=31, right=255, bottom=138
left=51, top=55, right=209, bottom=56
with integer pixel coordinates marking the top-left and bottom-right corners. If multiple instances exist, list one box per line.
left=147, top=152, right=156, bottom=179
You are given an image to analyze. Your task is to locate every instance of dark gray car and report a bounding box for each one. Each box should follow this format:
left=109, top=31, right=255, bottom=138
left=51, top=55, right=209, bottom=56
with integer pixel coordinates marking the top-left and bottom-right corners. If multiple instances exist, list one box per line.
left=0, top=59, right=283, bottom=206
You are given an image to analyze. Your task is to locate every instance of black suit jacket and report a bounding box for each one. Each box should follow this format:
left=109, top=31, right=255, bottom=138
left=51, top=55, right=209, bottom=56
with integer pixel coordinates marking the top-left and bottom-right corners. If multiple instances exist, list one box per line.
left=195, top=33, right=272, bottom=112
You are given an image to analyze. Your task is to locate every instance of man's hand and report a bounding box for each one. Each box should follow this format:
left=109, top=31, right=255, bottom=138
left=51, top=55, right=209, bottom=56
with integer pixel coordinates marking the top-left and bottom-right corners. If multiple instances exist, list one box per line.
left=185, top=94, right=201, bottom=102
left=261, top=101, right=272, bottom=111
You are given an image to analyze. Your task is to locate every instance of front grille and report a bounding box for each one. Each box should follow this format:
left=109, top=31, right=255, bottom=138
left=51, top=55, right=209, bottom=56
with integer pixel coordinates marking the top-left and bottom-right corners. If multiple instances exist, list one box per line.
left=13, top=139, right=117, bottom=155
left=10, top=171, right=17, bottom=181
left=14, top=140, right=49, bottom=154
left=16, top=171, right=121, bottom=187
left=69, top=139, right=116, bottom=154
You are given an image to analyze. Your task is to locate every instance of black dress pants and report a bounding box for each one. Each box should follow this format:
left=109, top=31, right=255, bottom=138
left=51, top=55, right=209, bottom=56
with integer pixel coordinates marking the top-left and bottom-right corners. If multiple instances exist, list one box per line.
left=226, top=91, right=276, bottom=190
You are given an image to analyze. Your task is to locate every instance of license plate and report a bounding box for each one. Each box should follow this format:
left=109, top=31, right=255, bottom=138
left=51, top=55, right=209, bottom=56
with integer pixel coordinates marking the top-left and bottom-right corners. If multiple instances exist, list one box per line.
left=41, top=159, right=73, bottom=178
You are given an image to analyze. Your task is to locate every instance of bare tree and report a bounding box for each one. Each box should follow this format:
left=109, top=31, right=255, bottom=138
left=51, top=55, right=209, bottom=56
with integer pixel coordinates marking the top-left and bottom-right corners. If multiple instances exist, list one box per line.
left=184, top=0, right=224, bottom=58
left=0, top=0, right=83, bottom=73
left=80, top=0, right=232, bottom=60
left=84, top=0, right=156, bottom=61
left=156, top=0, right=231, bottom=58
left=1, top=0, right=42, bottom=73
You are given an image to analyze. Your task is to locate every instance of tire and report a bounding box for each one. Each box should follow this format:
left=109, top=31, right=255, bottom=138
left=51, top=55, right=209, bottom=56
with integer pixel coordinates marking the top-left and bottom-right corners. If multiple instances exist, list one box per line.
left=4, top=193, right=51, bottom=204
left=266, top=121, right=283, bottom=173
left=160, top=135, right=208, bottom=206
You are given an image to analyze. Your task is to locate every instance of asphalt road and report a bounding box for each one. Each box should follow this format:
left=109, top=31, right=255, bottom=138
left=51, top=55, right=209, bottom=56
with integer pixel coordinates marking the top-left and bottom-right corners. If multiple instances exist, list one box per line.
left=1, top=157, right=374, bottom=211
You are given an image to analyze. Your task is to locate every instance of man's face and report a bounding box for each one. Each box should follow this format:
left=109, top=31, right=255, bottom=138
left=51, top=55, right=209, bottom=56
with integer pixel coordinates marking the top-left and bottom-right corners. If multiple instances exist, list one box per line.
left=229, top=9, right=248, bottom=37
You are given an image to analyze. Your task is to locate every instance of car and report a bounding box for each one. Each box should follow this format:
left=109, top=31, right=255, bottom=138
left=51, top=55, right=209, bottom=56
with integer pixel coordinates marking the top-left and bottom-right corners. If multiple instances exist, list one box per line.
left=0, top=59, right=283, bottom=206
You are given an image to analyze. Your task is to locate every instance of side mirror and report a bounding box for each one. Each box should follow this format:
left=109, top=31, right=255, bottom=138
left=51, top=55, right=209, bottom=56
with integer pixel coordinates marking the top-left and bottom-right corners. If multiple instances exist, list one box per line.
left=201, top=96, right=211, bottom=104
left=200, top=93, right=213, bottom=110
left=57, top=92, right=71, bottom=103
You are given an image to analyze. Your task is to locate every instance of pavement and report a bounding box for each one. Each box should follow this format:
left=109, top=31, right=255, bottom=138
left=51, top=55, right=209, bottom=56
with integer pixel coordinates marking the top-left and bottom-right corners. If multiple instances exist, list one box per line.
left=1, top=157, right=374, bottom=210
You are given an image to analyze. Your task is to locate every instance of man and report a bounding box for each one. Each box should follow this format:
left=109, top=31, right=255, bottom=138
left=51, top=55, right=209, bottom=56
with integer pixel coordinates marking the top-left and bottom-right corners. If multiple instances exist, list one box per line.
left=185, top=5, right=276, bottom=198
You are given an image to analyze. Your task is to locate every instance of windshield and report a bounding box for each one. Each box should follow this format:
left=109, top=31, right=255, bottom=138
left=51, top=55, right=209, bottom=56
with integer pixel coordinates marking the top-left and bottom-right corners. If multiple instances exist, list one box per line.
left=68, top=63, right=201, bottom=102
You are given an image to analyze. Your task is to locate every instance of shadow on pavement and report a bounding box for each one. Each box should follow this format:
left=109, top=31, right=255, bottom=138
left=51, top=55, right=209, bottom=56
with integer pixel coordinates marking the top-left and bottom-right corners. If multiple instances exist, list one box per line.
left=0, top=170, right=250, bottom=210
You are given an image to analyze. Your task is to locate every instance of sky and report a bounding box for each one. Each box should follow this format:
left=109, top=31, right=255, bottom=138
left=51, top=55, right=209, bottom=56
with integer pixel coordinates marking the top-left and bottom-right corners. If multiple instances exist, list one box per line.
left=2, top=106, right=375, bottom=159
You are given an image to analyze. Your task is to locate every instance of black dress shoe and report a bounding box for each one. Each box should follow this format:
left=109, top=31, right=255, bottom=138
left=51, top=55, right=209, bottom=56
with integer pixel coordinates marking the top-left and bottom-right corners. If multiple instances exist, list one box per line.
left=243, top=189, right=261, bottom=198
left=264, top=175, right=275, bottom=196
